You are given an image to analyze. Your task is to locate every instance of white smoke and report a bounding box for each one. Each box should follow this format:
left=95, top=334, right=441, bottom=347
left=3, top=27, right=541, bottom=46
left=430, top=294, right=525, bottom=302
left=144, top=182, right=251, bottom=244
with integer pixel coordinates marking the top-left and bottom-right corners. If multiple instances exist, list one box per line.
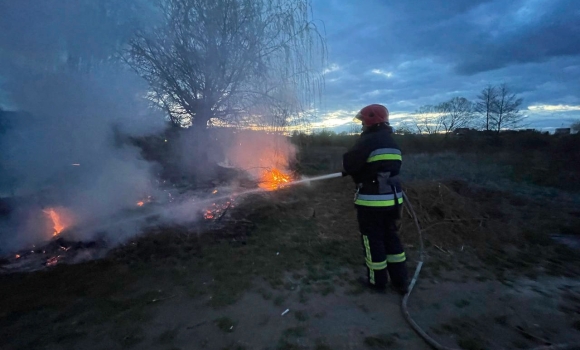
left=219, top=129, right=297, bottom=180
left=0, top=1, right=169, bottom=253
left=0, top=1, right=301, bottom=255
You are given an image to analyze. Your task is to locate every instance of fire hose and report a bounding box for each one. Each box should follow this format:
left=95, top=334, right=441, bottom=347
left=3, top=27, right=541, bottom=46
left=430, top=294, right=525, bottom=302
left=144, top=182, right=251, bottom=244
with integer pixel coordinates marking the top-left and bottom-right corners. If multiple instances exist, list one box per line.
left=309, top=173, right=580, bottom=350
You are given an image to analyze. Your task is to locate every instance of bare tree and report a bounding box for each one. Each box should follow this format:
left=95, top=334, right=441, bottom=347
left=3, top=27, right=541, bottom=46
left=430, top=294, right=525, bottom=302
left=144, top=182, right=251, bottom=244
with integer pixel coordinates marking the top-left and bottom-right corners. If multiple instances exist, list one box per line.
left=410, top=105, right=443, bottom=134
left=475, top=85, right=497, bottom=131
left=125, top=0, right=326, bottom=130
left=571, top=120, right=580, bottom=134
left=394, top=122, right=415, bottom=135
left=437, top=97, right=474, bottom=134
left=491, top=83, right=526, bottom=133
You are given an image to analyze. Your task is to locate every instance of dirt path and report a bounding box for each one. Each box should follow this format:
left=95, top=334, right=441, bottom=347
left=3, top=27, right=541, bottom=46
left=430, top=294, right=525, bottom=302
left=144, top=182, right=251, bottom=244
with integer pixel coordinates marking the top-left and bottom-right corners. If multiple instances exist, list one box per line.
left=133, top=284, right=430, bottom=349
left=53, top=269, right=432, bottom=350
left=30, top=264, right=580, bottom=350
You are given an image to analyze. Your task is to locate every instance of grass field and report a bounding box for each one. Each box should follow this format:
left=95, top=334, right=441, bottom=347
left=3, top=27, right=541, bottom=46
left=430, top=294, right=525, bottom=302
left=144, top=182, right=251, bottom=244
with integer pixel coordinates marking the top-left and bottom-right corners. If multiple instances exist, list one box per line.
left=1, top=150, right=580, bottom=349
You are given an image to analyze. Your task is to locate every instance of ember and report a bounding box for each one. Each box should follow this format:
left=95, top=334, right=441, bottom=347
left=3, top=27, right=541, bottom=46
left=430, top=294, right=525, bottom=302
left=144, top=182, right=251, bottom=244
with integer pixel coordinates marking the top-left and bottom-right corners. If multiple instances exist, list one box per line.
left=46, top=256, right=60, bottom=267
left=203, top=199, right=235, bottom=220
left=258, top=168, right=293, bottom=191
left=2, top=237, right=110, bottom=273
left=136, top=195, right=152, bottom=207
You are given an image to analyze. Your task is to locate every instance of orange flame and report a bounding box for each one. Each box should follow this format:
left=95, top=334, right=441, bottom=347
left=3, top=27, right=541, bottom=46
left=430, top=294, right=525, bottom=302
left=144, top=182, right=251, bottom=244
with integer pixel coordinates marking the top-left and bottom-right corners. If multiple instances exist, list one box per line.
left=258, top=168, right=293, bottom=191
left=43, top=207, right=73, bottom=237
left=136, top=195, right=152, bottom=207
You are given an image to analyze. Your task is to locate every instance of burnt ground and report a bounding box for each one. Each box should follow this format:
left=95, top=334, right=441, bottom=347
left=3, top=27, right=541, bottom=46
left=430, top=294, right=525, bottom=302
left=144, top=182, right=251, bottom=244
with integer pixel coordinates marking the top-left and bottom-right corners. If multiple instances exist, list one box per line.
left=1, top=177, right=580, bottom=350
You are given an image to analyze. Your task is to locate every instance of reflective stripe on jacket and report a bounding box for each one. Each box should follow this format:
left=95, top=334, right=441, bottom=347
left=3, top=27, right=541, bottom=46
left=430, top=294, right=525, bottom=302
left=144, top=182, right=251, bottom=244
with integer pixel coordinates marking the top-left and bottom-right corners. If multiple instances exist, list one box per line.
left=354, top=192, right=404, bottom=207
left=342, top=123, right=403, bottom=210
left=367, top=148, right=402, bottom=163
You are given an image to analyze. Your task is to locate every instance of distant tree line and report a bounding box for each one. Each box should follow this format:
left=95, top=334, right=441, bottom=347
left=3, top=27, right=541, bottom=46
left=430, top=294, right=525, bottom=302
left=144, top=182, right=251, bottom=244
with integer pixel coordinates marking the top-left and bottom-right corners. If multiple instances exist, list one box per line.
left=290, top=125, right=580, bottom=191
left=399, top=83, right=526, bottom=135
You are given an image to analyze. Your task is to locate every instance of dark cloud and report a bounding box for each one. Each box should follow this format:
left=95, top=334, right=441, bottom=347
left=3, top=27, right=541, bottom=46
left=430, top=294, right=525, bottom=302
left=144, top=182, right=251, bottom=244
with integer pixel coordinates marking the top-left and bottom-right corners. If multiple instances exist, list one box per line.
left=364, top=0, right=580, bottom=75
left=452, top=1, right=580, bottom=74
left=311, top=0, right=580, bottom=129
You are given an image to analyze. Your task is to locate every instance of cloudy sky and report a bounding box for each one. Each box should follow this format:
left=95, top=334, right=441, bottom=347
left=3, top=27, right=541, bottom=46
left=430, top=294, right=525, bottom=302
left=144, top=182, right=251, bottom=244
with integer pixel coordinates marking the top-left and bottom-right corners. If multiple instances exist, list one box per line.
left=0, top=0, right=578, bottom=133
left=310, top=0, right=580, bottom=132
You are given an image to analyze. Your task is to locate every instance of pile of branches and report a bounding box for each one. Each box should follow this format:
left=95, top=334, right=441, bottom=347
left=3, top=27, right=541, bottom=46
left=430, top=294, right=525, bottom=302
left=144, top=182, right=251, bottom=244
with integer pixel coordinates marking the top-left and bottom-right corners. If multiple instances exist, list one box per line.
left=400, top=180, right=522, bottom=251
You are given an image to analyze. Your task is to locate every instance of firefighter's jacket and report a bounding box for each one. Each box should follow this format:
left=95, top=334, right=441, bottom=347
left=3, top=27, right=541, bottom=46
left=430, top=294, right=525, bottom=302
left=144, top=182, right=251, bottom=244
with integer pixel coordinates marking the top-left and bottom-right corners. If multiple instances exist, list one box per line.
left=342, top=123, right=403, bottom=210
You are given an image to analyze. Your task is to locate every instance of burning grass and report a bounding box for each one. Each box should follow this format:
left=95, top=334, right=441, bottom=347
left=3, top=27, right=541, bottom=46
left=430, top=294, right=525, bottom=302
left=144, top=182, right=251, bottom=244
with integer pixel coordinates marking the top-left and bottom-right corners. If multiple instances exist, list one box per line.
left=202, top=198, right=235, bottom=220
left=0, top=207, right=84, bottom=271
left=2, top=237, right=109, bottom=272
left=42, top=207, right=74, bottom=237
left=258, top=168, right=293, bottom=191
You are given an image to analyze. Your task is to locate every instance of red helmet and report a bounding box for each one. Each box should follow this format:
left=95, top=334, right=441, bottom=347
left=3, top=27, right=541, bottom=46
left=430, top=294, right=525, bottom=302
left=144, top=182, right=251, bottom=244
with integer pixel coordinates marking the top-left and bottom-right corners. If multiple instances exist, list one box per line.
left=355, top=104, right=389, bottom=127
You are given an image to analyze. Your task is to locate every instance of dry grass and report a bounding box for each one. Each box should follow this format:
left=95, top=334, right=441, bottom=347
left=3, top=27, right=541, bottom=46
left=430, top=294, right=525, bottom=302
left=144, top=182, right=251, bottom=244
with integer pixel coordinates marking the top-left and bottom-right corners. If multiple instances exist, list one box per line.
left=2, top=149, right=580, bottom=349
left=402, top=180, right=490, bottom=247
left=403, top=153, right=580, bottom=202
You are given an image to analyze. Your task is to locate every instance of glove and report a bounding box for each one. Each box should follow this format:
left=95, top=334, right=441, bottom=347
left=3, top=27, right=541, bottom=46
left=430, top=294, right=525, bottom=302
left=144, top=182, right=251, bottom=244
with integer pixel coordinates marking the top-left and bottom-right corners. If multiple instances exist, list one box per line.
left=341, top=171, right=348, bottom=177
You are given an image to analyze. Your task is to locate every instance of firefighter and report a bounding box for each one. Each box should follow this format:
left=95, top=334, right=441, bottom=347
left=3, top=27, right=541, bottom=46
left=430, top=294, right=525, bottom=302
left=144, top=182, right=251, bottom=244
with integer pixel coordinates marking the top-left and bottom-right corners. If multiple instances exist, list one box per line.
left=342, top=104, right=409, bottom=294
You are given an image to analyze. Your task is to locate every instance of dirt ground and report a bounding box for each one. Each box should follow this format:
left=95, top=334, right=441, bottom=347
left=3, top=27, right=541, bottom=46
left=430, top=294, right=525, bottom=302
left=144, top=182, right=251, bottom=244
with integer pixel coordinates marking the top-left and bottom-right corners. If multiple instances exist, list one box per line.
left=2, top=177, right=580, bottom=350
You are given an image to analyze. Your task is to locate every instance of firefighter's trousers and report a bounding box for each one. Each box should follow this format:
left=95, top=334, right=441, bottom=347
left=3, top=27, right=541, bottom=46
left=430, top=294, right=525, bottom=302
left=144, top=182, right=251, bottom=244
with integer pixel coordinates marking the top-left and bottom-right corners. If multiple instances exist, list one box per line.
left=357, top=209, right=408, bottom=289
